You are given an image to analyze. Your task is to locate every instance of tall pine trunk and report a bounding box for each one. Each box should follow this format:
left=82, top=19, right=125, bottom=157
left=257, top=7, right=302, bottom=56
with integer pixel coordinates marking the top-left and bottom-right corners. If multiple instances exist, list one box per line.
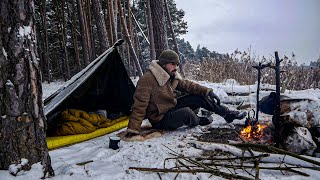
left=105, top=0, right=114, bottom=45
left=150, top=0, right=168, bottom=58
left=146, top=0, right=156, bottom=60
left=70, top=0, right=81, bottom=72
left=113, top=0, right=118, bottom=40
left=61, top=0, right=71, bottom=80
left=92, top=0, right=110, bottom=54
left=109, top=0, right=118, bottom=42
left=78, top=0, right=91, bottom=66
left=40, top=0, right=52, bottom=83
left=0, top=0, right=54, bottom=177
left=86, top=0, right=95, bottom=60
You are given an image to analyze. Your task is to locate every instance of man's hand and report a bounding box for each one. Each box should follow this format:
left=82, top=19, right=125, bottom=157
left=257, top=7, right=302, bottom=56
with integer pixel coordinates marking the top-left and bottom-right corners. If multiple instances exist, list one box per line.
left=124, top=130, right=139, bottom=137
left=208, top=90, right=220, bottom=105
left=125, top=132, right=137, bottom=137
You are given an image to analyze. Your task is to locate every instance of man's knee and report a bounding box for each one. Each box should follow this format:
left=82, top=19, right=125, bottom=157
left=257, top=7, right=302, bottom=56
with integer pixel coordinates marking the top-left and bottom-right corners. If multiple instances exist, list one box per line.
left=180, top=107, right=199, bottom=127
left=164, top=107, right=199, bottom=130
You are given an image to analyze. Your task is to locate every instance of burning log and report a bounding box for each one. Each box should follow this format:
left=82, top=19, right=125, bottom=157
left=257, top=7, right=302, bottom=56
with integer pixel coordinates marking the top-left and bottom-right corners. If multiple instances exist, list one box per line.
left=240, top=123, right=268, bottom=140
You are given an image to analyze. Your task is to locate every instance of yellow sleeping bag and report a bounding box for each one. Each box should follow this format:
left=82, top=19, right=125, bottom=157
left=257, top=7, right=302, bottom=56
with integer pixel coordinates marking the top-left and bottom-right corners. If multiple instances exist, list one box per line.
left=56, top=109, right=124, bottom=135
left=46, top=116, right=128, bottom=150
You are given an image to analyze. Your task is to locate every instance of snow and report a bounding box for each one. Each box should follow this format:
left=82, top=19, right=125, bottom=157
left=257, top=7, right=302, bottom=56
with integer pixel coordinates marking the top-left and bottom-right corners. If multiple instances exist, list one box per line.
left=282, top=98, right=320, bottom=127
left=3, top=162, right=44, bottom=179
left=2, top=47, right=7, bottom=59
left=1, top=79, right=320, bottom=179
left=285, top=127, right=317, bottom=155
left=42, top=81, right=65, bottom=100
left=8, top=159, right=28, bottom=175
left=18, top=26, right=32, bottom=39
left=5, top=80, right=14, bottom=87
left=285, top=89, right=320, bottom=101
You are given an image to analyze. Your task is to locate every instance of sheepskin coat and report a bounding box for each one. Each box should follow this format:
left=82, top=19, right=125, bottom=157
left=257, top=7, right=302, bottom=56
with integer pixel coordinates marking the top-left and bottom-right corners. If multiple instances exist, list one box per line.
left=127, top=60, right=211, bottom=134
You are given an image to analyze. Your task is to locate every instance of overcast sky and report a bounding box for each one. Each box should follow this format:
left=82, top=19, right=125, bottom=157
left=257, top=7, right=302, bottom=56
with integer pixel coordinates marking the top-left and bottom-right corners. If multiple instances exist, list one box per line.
left=175, top=0, right=320, bottom=64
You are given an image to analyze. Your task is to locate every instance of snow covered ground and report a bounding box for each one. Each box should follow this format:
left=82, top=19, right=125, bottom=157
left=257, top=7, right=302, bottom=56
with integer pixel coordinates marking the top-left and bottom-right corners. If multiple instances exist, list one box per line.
left=1, top=80, right=320, bottom=180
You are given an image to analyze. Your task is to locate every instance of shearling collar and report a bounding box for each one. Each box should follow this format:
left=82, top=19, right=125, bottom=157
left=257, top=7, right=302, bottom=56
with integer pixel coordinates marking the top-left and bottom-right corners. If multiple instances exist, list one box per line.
left=149, top=60, right=182, bottom=86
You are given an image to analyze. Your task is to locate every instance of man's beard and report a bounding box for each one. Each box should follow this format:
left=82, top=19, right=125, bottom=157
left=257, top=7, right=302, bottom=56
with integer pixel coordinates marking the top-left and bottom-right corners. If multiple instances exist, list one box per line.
left=170, top=70, right=177, bottom=76
left=163, top=65, right=177, bottom=76
left=170, top=70, right=176, bottom=79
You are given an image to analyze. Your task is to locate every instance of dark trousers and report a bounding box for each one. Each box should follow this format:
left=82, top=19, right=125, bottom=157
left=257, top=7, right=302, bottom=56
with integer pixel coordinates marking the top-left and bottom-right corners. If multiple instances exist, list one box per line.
left=152, top=95, right=229, bottom=130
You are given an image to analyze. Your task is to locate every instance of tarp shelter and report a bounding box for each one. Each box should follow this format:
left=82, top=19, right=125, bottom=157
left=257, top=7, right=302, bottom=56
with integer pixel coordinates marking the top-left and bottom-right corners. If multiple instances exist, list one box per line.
left=44, top=42, right=136, bottom=149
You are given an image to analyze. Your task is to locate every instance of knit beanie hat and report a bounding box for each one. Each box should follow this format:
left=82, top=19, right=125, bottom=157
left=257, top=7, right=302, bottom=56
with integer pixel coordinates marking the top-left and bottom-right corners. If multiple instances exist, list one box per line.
left=159, top=50, right=180, bottom=65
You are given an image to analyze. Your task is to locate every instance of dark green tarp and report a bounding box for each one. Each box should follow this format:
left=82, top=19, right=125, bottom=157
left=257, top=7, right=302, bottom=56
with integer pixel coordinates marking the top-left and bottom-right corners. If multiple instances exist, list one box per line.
left=44, top=43, right=135, bottom=124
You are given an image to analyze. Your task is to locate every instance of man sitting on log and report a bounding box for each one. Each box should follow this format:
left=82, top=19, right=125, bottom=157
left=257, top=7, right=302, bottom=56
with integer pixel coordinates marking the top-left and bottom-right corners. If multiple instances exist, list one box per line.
left=125, top=50, right=246, bottom=137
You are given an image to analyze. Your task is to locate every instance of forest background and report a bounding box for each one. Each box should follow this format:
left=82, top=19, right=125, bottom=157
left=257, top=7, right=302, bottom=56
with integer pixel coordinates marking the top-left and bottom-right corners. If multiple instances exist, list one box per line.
left=36, top=0, right=319, bottom=89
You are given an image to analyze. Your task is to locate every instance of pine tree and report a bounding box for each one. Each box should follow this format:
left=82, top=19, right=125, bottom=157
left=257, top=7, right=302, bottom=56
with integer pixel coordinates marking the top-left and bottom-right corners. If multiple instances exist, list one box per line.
left=177, top=38, right=195, bottom=61
left=0, top=0, right=54, bottom=177
left=150, top=0, right=168, bottom=58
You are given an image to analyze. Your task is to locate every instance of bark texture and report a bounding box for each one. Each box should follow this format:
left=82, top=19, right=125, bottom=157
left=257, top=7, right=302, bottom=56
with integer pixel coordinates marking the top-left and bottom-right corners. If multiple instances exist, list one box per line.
left=0, top=0, right=54, bottom=177
left=70, top=0, right=81, bottom=72
left=92, top=0, right=110, bottom=54
left=77, top=0, right=91, bottom=66
left=146, top=0, right=156, bottom=60
left=150, top=0, right=168, bottom=58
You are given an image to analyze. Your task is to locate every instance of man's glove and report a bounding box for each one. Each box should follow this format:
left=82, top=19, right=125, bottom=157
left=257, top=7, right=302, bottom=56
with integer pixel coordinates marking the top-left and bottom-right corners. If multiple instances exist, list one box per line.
left=208, top=90, right=220, bottom=105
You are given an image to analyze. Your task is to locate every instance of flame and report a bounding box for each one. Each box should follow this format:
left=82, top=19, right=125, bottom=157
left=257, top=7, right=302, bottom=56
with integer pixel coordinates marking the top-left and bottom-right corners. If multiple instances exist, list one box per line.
left=240, top=123, right=267, bottom=139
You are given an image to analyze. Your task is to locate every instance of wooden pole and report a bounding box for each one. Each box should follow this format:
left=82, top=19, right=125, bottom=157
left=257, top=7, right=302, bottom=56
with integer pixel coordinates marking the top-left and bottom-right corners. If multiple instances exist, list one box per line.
left=274, top=51, right=281, bottom=147
left=256, top=62, right=261, bottom=122
left=252, top=62, right=272, bottom=126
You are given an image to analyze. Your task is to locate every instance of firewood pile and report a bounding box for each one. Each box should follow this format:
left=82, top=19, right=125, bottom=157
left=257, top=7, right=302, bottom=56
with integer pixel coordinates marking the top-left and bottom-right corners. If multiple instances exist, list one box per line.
left=129, top=142, right=320, bottom=180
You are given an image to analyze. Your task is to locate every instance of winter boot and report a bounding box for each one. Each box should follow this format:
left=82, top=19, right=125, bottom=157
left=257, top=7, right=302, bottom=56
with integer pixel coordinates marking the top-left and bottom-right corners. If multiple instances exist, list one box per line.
left=224, top=111, right=247, bottom=123
left=198, top=116, right=213, bottom=126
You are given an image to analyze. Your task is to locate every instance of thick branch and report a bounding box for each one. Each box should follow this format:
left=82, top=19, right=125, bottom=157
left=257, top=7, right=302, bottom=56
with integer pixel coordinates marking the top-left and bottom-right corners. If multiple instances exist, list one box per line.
left=129, top=167, right=254, bottom=180
left=230, top=143, right=320, bottom=166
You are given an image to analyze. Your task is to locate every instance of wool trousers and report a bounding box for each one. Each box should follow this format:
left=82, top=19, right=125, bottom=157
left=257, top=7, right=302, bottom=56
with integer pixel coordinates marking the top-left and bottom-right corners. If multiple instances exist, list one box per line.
left=151, top=95, right=229, bottom=130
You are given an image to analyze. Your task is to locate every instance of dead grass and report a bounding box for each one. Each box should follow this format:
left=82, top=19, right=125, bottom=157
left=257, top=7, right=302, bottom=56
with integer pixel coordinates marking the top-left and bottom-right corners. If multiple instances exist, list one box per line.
left=183, top=51, right=319, bottom=90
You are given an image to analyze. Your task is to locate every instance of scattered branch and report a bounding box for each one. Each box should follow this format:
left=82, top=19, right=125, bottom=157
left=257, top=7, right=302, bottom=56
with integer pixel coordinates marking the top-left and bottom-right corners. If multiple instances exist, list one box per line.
left=230, top=143, right=320, bottom=166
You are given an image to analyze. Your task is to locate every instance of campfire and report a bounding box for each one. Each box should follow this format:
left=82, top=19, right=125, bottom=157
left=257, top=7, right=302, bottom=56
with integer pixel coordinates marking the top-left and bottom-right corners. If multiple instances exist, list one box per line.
left=199, top=97, right=320, bottom=157
left=240, top=123, right=268, bottom=140
left=238, top=120, right=274, bottom=145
